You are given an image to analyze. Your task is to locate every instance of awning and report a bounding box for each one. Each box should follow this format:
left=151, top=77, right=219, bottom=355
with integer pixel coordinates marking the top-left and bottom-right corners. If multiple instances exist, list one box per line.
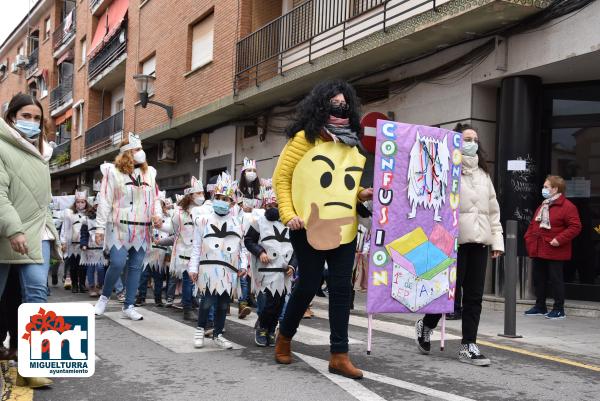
left=55, top=108, right=73, bottom=125
left=88, top=0, right=129, bottom=57
left=57, top=50, right=74, bottom=65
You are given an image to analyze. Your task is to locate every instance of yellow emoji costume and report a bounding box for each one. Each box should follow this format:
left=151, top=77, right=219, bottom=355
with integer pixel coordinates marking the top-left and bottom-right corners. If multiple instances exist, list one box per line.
left=273, top=131, right=366, bottom=250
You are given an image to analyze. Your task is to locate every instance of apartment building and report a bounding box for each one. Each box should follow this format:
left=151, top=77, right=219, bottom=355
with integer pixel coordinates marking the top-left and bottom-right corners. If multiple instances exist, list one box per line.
left=1, top=0, right=599, bottom=301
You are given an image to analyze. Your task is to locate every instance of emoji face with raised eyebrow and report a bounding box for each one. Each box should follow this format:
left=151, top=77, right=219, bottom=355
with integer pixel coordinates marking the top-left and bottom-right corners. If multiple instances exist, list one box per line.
left=292, top=141, right=366, bottom=250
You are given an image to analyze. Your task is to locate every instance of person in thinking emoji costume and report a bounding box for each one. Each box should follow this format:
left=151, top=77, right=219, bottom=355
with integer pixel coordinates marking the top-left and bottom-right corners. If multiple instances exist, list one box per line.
left=272, top=80, right=373, bottom=379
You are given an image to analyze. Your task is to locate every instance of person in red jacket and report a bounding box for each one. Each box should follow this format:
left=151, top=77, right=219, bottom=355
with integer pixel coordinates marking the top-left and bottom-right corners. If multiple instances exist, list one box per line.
left=524, top=175, right=581, bottom=319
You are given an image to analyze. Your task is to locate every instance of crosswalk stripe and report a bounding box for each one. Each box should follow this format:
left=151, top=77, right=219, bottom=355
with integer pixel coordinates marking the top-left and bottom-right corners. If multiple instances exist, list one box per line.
left=295, top=353, right=385, bottom=401
left=102, top=309, right=244, bottom=353
left=310, top=306, right=461, bottom=342
left=226, top=312, right=363, bottom=346
left=295, top=352, right=476, bottom=401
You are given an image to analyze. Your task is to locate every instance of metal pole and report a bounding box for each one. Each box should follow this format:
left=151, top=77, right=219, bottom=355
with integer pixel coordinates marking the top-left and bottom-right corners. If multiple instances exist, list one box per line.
left=499, top=220, right=522, bottom=338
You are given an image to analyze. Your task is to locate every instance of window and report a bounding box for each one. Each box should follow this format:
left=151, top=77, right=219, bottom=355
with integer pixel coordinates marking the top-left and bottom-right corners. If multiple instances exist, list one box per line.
left=37, top=76, right=48, bottom=98
left=141, top=54, right=156, bottom=95
left=29, top=82, right=38, bottom=98
left=80, top=38, right=86, bottom=66
left=74, top=103, right=84, bottom=137
left=190, top=13, right=214, bottom=70
left=44, top=17, right=51, bottom=40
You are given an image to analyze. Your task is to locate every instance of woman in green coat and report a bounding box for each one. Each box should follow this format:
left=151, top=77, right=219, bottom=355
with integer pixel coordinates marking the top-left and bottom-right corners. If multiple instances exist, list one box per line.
left=0, top=93, right=61, bottom=303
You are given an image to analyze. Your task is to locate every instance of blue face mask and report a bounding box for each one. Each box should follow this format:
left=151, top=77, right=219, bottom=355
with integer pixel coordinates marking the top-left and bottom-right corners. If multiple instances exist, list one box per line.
left=213, top=199, right=230, bottom=215
left=542, top=188, right=552, bottom=199
left=15, top=120, right=41, bottom=139
left=462, top=141, right=478, bottom=157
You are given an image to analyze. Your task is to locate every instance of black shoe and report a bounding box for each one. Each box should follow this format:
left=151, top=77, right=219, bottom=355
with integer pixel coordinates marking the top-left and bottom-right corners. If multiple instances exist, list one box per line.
left=71, top=285, right=79, bottom=293
left=415, top=319, right=432, bottom=354
left=135, top=297, right=146, bottom=307
left=459, top=343, right=491, bottom=366
left=183, top=308, right=194, bottom=321
left=316, top=288, right=327, bottom=297
left=446, top=312, right=461, bottom=320
left=51, top=274, right=58, bottom=286
left=154, top=296, right=164, bottom=307
left=79, top=285, right=88, bottom=293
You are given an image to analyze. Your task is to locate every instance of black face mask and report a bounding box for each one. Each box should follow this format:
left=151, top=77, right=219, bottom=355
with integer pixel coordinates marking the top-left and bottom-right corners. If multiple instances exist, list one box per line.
left=329, top=104, right=350, bottom=119
left=265, top=208, right=280, bottom=222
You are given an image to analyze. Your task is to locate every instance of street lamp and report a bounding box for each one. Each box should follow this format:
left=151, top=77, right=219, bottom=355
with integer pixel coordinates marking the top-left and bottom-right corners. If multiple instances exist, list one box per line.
left=132, top=74, right=173, bottom=119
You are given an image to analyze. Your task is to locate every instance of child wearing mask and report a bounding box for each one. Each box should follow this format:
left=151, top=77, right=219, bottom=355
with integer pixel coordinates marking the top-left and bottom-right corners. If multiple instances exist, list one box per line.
left=245, top=189, right=296, bottom=346
left=61, top=191, right=92, bottom=293
left=189, top=172, right=246, bottom=349
left=162, top=177, right=205, bottom=321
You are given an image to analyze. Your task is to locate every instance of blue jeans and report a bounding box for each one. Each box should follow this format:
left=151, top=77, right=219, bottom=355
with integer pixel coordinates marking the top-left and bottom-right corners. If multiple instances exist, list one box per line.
left=182, top=271, right=193, bottom=309
left=239, top=275, right=250, bottom=303
left=256, top=291, right=266, bottom=316
left=0, top=241, right=51, bottom=303
left=86, top=264, right=106, bottom=288
left=138, top=266, right=165, bottom=299
left=102, top=246, right=146, bottom=308
left=197, top=292, right=229, bottom=337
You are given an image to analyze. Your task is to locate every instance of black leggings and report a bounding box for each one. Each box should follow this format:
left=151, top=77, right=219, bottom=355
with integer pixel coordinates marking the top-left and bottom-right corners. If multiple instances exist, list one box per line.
left=423, top=243, right=488, bottom=344
left=0, top=267, right=21, bottom=349
left=280, top=229, right=356, bottom=353
left=66, top=255, right=86, bottom=288
left=258, top=289, right=285, bottom=333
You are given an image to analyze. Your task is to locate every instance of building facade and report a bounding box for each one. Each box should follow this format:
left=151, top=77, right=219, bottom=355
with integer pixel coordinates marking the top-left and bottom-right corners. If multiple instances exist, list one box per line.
left=1, top=0, right=599, bottom=301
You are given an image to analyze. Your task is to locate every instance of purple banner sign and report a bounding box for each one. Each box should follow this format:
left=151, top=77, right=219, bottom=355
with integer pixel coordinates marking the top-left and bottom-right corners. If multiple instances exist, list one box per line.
left=366, top=120, right=462, bottom=314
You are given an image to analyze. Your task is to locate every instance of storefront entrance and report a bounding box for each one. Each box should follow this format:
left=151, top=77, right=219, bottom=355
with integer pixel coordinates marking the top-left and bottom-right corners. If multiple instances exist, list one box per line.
left=543, top=81, right=600, bottom=301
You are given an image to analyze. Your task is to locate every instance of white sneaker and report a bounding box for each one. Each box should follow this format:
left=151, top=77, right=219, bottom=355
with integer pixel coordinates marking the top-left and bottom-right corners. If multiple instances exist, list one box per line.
left=213, top=334, right=233, bottom=349
left=94, top=295, right=109, bottom=316
left=194, top=328, right=205, bottom=348
left=122, top=305, right=144, bottom=321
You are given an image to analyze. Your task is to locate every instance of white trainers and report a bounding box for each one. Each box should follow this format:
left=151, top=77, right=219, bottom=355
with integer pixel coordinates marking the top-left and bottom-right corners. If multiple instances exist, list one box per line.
left=194, top=328, right=205, bottom=348
left=213, top=334, right=233, bottom=349
left=94, top=295, right=109, bottom=316
left=122, top=305, right=144, bottom=321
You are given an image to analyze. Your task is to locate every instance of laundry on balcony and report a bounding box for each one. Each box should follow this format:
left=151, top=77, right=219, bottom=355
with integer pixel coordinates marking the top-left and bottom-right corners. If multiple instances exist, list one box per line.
left=63, top=10, right=74, bottom=34
left=88, top=0, right=128, bottom=58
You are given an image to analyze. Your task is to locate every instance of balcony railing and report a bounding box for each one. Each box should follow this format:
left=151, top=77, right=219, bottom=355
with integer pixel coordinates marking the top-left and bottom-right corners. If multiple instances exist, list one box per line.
left=49, top=79, right=73, bottom=112
left=26, top=48, right=39, bottom=77
left=88, top=25, right=127, bottom=82
left=49, top=140, right=71, bottom=169
left=235, top=0, right=435, bottom=92
left=84, top=109, right=124, bottom=156
left=53, top=10, right=76, bottom=50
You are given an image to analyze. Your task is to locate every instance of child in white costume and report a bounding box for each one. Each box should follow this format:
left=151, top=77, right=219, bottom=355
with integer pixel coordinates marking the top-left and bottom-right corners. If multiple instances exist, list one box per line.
left=80, top=196, right=108, bottom=297
left=60, top=190, right=91, bottom=293
left=189, top=172, right=246, bottom=349
left=244, top=189, right=296, bottom=346
left=94, top=133, right=162, bottom=321
left=136, top=192, right=172, bottom=307
left=163, top=177, right=205, bottom=320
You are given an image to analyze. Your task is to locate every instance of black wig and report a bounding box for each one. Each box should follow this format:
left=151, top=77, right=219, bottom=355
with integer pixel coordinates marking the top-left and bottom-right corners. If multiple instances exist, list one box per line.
left=285, top=80, right=361, bottom=143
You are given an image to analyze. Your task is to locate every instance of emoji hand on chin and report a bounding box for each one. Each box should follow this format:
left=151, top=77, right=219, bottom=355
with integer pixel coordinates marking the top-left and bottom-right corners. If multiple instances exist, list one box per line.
left=306, top=203, right=354, bottom=250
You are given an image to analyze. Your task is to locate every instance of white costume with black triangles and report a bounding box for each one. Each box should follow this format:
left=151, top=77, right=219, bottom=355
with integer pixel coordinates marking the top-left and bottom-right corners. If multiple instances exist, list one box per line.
left=167, top=205, right=203, bottom=278
left=248, top=216, right=294, bottom=296
left=80, top=215, right=107, bottom=266
left=189, top=212, right=245, bottom=296
left=60, top=209, right=86, bottom=258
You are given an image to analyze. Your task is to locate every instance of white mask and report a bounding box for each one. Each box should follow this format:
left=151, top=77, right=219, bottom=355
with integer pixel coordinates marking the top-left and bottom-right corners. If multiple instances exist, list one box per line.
left=193, top=196, right=205, bottom=206
left=133, top=150, right=146, bottom=164
left=245, top=171, right=257, bottom=182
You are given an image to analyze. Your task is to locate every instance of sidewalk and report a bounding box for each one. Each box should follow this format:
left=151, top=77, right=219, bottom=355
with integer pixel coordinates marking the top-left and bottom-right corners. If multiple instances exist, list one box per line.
left=312, top=291, right=600, bottom=366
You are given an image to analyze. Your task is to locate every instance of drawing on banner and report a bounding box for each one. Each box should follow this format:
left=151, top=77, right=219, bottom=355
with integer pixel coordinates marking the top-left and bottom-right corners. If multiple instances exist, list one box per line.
left=367, top=120, right=462, bottom=317
left=407, top=131, right=451, bottom=222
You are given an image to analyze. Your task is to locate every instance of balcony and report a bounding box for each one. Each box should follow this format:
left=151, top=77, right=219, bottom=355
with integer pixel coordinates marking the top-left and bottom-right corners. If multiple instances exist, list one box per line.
left=49, top=140, right=71, bottom=169
left=90, top=0, right=110, bottom=16
left=88, top=25, right=127, bottom=88
left=25, top=48, right=39, bottom=78
left=235, top=0, right=550, bottom=93
left=53, top=10, right=76, bottom=54
left=49, top=79, right=73, bottom=115
left=84, top=109, right=124, bottom=156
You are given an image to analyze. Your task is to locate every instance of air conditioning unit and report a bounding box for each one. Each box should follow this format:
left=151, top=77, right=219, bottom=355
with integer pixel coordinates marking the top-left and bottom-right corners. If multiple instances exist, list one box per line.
left=11, top=62, right=19, bottom=73
left=15, top=54, right=28, bottom=67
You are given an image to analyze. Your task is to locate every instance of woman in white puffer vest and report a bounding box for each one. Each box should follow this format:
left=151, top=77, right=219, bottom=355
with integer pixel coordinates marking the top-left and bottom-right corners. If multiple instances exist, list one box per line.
left=416, top=123, right=504, bottom=367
